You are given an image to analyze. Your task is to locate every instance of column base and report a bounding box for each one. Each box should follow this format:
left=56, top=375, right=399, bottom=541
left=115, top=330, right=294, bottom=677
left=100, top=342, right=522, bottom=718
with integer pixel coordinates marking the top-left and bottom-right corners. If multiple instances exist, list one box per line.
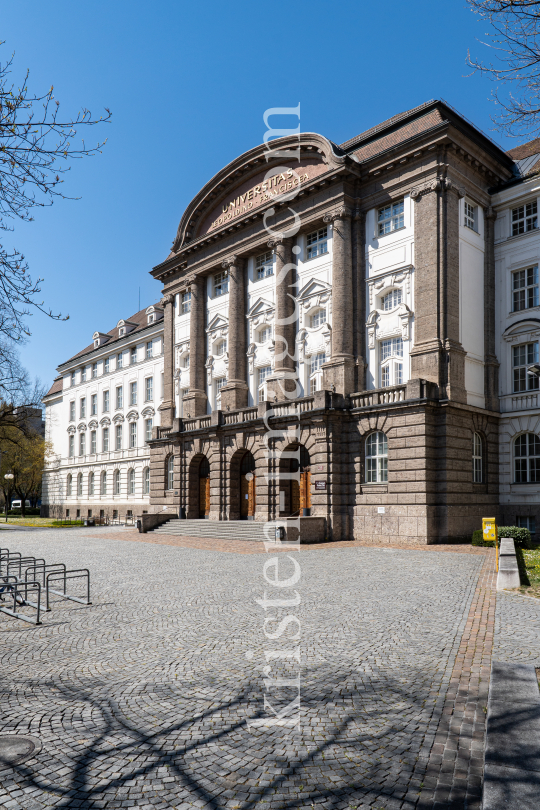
left=182, top=391, right=208, bottom=418
left=322, top=356, right=355, bottom=396
left=266, top=371, right=300, bottom=401
left=157, top=400, right=175, bottom=428
left=220, top=381, right=248, bottom=411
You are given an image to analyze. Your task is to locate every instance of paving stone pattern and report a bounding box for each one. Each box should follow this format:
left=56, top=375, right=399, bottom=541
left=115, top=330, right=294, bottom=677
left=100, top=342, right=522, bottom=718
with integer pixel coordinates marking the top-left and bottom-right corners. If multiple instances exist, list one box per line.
left=0, top=529, right=490, bottom=810
left=493, top=591, right=540, bottom=666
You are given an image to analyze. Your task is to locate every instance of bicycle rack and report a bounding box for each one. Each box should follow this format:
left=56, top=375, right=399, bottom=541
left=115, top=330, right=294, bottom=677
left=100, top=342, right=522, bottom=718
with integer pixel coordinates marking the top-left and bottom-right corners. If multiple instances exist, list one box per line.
left=7, top=557, right=45, bottom=580
left=22, top=564, right=66, bottom=606
left=46, top=569, right=91, bottom=611
left=0, top=579, right=42, bottom=625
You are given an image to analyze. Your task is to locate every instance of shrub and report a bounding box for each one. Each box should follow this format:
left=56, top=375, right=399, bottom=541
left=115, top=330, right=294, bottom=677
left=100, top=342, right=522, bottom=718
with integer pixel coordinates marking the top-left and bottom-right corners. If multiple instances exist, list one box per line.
left=7, top=508, right=41, bottom=516
left=498, top=525, right=532, bottom=549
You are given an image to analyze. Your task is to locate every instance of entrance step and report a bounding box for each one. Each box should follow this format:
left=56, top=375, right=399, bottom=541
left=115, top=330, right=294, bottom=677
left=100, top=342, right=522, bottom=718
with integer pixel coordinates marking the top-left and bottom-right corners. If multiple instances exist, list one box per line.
left=151, top=519, right=271, bottom=542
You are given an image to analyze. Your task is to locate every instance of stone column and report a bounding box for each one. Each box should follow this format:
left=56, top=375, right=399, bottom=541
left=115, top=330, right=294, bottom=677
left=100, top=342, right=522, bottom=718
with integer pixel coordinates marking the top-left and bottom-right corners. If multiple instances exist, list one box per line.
left=484, top=206, right=499, bottom=411
left=158, top=293, right=174, bottom=428
left=220, top=255, right=248, bottom=410
left=184, top=275, right=208, bottom=417
left=322, top=206, right=355, bottom=395
left=266, top=236, right=298, bottom=401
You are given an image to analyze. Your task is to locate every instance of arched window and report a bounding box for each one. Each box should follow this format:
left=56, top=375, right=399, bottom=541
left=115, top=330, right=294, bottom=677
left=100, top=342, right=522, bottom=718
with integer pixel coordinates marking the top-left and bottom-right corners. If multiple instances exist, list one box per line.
left=66, top=474, right=72, bottom=496
left=114, top=469, right=121, bottom=495
left=514, top=433, right=540, bottom=482
left=101, top=471, right=107, bottom=495
left=382, top=289, right=403, bottom=311
left=77, top=473, right=83, bottom=496
left=310, top=308, right=326, bottom=328
left=473, top=433, right=483, bottom=483
left=166, top=455, right=174, bottom=490
left=143, top=467, right=150, bottom=495
left=88, top=472, right=95, bottom=496
left=128, top=468, right=135, bottom=495
left=366, top=431, right=388, bottom=483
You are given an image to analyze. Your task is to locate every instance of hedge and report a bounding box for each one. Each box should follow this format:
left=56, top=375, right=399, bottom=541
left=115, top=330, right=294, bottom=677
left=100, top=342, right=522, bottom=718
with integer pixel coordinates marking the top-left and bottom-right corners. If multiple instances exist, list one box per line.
left=472, top=525, right=532, bottom=548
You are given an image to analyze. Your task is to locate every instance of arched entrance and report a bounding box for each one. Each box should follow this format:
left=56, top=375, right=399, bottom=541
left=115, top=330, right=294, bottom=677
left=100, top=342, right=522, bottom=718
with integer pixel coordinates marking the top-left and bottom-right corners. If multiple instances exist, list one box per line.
left=280, top=445, right=311, bottom=516
left=239, top=451, right=256, bottom=520
left=198, top=456, right=210, bottom=519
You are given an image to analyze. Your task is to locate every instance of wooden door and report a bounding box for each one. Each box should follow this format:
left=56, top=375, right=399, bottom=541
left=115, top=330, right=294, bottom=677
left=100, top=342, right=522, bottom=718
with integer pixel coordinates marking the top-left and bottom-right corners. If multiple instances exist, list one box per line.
left=291, top=479, right=300, bottom=514
left=240, top=475, right=249, bottom=518
left=248, top=475, right=256, bottom=517
left=199, top=476, right=210, bottom=518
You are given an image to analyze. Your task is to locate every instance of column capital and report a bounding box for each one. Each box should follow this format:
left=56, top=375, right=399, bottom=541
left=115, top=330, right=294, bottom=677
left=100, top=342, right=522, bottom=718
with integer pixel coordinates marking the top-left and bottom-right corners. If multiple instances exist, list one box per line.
left=484, top=205, right=498, bottom=221
left=267, top=236, right=284, bottom=250
left=410, top=176, right=465, bottom=200
left=160, top=293, right=174, bottom=307
left=222, top=254, right=239, bottom=269
left=323, top=205, right=353, bottom=224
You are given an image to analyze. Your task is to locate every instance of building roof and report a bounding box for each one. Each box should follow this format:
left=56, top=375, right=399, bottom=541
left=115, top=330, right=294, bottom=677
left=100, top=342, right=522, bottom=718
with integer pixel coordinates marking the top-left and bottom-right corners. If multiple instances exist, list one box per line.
left=339, top=100, right=439, bottom=151
left=507, top=139, right=540, bottom=160
left=44, top=376, right=63, bottom=398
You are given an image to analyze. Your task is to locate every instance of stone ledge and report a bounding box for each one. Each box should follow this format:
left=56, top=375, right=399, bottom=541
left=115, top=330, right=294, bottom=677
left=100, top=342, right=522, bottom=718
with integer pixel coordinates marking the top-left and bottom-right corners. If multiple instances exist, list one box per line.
left=497, top=537, right=521, bottom=590
left=137, top=512, right=177, bottom=533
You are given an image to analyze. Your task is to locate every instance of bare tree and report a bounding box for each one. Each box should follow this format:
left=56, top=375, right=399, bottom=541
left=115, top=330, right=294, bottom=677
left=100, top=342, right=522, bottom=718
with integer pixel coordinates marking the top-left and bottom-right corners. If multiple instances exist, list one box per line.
left=467, top=1, right=540, bottom=138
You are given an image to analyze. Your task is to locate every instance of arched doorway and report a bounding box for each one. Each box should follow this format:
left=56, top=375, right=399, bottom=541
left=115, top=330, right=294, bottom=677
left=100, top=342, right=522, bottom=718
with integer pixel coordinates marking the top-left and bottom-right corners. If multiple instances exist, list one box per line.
left=281, top=445, right=311, bottom=516
left=239, top=451, right=256, bottom=520
left=199, top=456, right=210, bottom=519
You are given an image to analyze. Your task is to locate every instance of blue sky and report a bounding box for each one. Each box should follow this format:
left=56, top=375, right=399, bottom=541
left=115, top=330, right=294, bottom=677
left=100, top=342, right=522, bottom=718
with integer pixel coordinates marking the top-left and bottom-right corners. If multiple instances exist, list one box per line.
left=3, top=0, right=514, bottom=389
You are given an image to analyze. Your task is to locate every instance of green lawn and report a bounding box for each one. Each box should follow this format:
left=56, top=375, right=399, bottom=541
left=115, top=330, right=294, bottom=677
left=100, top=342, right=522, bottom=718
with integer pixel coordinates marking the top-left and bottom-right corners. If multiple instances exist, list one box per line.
left=515, top=545, right=540, bottom=598
left=0, top=516, right=84, bottom=528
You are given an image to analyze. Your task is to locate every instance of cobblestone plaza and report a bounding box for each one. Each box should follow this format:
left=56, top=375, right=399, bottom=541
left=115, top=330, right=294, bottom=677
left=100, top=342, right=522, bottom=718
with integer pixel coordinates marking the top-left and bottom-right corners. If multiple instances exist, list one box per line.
left=0, top=528, right=539, bottom=810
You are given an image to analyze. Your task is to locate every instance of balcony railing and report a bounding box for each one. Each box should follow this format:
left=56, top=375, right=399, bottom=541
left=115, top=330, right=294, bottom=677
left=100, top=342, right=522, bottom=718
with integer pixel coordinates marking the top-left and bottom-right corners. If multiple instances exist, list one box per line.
left=350, top=385, right=406, bottom=409
left=500, top=392, right=539, bottom=413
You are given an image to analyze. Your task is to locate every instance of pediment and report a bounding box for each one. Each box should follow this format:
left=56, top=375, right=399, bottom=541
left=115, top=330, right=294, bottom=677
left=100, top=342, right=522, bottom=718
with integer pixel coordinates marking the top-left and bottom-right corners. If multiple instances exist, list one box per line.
left=297, top=278, right=332, bottom=302
left=77, top=422, right=87, bottom=432
left=206, top=313, right=229, bottom=333
left=88, top=420, right=98, bottom=430
left=112, top=414, right=125, bottom=424
left=248, top=297, right=274, bottom=318
left=126, top=410, right=139, bottom=422
left=503, top=317, right=540, bottom=342
left=141, top=406, right=155, bottom=418
left=171, top=133, right=349, bottom=252
left=100, top=416, right=111, bottom=426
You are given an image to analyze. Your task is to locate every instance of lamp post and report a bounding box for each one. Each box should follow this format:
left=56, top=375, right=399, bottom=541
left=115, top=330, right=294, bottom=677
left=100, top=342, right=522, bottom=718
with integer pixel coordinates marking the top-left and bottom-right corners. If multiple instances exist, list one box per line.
left=4, top=472, right=14, bottom=522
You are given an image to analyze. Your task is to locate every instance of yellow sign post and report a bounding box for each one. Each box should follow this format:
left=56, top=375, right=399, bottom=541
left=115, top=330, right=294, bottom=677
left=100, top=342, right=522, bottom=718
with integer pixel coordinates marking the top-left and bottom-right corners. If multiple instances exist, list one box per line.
left=482, top=517, right=498, bottom=570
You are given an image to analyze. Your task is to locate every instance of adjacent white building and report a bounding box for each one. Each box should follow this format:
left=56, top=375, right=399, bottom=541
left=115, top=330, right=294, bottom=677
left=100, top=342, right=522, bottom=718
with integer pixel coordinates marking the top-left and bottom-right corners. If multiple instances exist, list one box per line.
left=42, top=305, right=164, bottom=520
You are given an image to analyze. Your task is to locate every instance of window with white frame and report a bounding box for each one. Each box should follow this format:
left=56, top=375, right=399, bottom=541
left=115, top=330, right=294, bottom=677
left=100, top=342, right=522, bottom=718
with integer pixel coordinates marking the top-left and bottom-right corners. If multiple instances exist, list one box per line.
left=130, top=347, right=137, bottom=365
left=215, top=377, right=226, bottom=405
left=114, top=469, right=120, bottom=495
left=181, top=290, right=191, bottom=314
left=161, top=373, right=164, bottom=398
left=310, top=352, right=326, bottom=394
left=91, top=394, right=97, bottom=415
left=115, top=424, right=123, bottom=450
left=517, top=515, right=536, bottom=535
left=79, top=432, right=85, bottom=456
left=80, top=398, right=86, bottom=418
left=101, top=471, right=107, bottom=495
left=90, top=430, right=96, bottom=454
left=513, top=342, right=540, bottom=392
left=128, top=468, right=135, bottom=495
left=257, top=366, right=272, bottom=402
left=104, top=357, right=110, bottom=374
left=130, top=381, right=137, bottom=406
left=116, top=386, right=123, bottom=409
left=81, top=366, right=87, bottom=382
left=310, top=308, right=326, bottom=328
left=102, top=427, right=109, bottom=452
left=473, top=432, right=483, bottom=483
left=67, top=474, right=72, bottom=496
left=183, top=354, right=190, bottom=369
left=216, top=340, right=227, bottom=356
left=306, top=227, right=328, bottom=259
left=129, top=422, right=137, bottom=448
left=378, top=200, right=404, bottom=235
left=69, top=435, right=74, bottom=457
left=92, top=362, right=97, bottom=378
left=145, top=376, right=153, bottom=401
left=513, top=266, right=539, bottom=311
left=258, top=326, right=271, bottom=343
left=514, top=433, right=540, bottom=483
left=77, top=473, right=83, bottom=496
left=103, top=390, right=110, bottom=412
left=255, top=251, right=273, bottom=279
left=89, top=472, right=94, bottom=496
left=143, top=466, right=150, bottom=495
left=167, top=455, right=174, bottom=490
left=464, top=201, right=477, bottom=231
left=213, top=270, right=229, bottom=297
left=146, top=341, right=153, bottom=359
left=69, top=401, right=75, bottom=421
left=71, top=371, right=76, bottom=387
left=512, top=201, right=538, bottom=236
left=382, top=289, right=402, bottom=311
left=380, top=337, right=404, bottom=387
left=117, top=352, right=123, bottom=369
left=145, top=418, right=153, bottom=442
left=366, top=431, right=388, bottom=483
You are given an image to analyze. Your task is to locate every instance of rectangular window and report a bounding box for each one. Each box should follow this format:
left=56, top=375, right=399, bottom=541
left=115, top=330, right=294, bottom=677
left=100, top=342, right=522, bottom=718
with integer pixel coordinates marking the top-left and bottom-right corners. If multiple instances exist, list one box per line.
left=146, top=340, right=153, bottom=359
left=513, top=342, right=540, bottom=392
left=115, top=424, right=122, bottom=450
left=117, top=352, right=123, bottom=369
left=310, top=353, right=326, bottom=374
left=129, top=422, right=137, bottom=448
left=161, top=372, right=164, bottom=399
left=91, top=394, right=97, bottom=415
left=104, top=357, right=110, bottom=374
left=81, top=366, right=87, bottom=382
left=183, top=354, right=190, bottom=369
left=381, top=337, right=404, bottom=360
left=181, top=290, right=191, bottom=314
left=381, top=366, right=390, bottom=387
left=513, top=265, right=539, bottom=312
left=102, top=427, right=109, bottom=452
left=512, top=201, right=538, bottom=236
left=90, top=430, right=96, bottom=454
left=130, top=381, right=137, bottom=406
left=255, top=251, right=274, bottom=279
left=116, top=386, right=123, bottom=409
left=79, top=433, right=85, bottom=456
left=69, top=401, right=75, bottom=421
left=258, top=327, right=271, bottom=343
left=80, top=398, right=86, bottom=418
left=130, top=347, right=137, bottom=365
left=306, top=227, right=328, bottom=260
left=213, top=270, right=229, bottom=297
left=103, top=390, right=110, bottom=412
left=258, top=366, right=272, bottom=387
left=92, top=362, right=97, bottom=378
left=71, top=371, right=76, bottom=387
left=310, top=377, right=319, bottom=394
left=69, top=435, right=74, bottom=457
left=517, top=516, right=536, bottom=535
left=145, top=377, right=153, bottom=401
left=145, top=418, right=153, bottom=442
left=378, top=200, right=404, bottom=235
left=464, top=202, right=476, bottom=231
left=216, top=377, right=226, bottom=392
left=395, top=363, right=403, bottom=385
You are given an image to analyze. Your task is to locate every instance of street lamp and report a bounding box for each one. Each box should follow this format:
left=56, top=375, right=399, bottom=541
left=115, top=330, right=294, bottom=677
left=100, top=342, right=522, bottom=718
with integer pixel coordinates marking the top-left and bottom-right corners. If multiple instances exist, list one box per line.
left=527, top=364, right=540, bottom=378
left=4, top=472, right=14, bottom=522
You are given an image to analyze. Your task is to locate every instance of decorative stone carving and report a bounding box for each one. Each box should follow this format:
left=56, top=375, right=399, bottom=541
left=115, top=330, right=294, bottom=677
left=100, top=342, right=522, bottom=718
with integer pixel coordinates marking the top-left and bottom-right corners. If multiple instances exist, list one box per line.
left=160, top=293, right=174, bottom=307
left=323, top=205, right=352, bottom=224
left=221, top=255, right=238, bottom=269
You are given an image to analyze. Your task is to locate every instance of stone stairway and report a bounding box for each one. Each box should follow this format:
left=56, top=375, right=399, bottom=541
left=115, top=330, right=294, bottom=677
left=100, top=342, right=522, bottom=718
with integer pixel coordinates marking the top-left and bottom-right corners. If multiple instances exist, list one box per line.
left=151, top=519, right=270, bottom=542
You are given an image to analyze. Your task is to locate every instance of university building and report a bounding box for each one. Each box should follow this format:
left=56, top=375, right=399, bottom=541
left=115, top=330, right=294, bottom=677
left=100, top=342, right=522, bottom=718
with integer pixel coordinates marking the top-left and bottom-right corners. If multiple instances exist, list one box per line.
left=42, top=100, right=540, bottom=543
